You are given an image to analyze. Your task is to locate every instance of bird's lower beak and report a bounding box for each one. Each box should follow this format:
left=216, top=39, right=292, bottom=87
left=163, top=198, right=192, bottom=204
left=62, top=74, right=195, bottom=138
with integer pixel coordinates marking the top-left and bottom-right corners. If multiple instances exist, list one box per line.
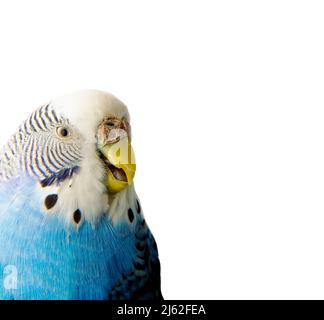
left=99, top=137, right=136, bottom=193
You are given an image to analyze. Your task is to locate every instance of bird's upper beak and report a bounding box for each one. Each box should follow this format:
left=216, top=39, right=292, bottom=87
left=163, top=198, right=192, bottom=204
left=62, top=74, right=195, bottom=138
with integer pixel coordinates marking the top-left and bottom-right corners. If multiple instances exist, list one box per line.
left=97, top=127, right=136, bottom=193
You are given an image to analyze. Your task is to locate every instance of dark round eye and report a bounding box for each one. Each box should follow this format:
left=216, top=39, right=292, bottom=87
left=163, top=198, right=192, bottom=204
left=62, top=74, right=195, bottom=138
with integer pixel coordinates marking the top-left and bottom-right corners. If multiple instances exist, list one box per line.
left=56, top=126, right=71, bottom=138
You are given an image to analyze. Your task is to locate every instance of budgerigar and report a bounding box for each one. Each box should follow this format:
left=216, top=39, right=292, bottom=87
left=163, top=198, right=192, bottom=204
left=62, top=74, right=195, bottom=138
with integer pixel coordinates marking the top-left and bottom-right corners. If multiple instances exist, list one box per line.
left=0, top=90, right=162, bottom=300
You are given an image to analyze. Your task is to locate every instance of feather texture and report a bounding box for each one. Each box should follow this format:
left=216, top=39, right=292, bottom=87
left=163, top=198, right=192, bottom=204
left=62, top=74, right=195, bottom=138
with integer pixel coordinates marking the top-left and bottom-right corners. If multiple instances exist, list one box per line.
left=0, top=90, right=163, bottom=300
left=0, top=177, right=162, bottom=300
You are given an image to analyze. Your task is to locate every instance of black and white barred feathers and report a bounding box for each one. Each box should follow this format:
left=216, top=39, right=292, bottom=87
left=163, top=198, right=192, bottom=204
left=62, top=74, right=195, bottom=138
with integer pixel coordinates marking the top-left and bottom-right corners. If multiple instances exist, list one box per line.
left=0, top=104, right=82, bottom=186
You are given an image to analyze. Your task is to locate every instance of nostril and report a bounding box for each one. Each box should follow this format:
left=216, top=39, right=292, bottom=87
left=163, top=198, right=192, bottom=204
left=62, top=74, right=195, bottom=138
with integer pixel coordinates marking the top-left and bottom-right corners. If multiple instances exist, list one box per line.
left=106, top=121, right=115, bottom=128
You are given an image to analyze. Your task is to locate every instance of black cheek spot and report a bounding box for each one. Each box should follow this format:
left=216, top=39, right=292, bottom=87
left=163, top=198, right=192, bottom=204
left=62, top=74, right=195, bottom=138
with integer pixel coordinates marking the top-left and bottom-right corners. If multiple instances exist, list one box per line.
left=128, top=208, right=134, bottom=223
left=136, top=199, right=141, bottom=214
left=45, top=194, right=58, bottom=210
left=73, top=209, right=82, bottom=224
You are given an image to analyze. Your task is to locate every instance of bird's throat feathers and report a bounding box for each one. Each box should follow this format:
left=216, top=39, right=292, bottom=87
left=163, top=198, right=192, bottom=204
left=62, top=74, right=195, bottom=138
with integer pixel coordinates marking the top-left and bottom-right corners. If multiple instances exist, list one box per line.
left=0, top=160, right=139, bottom=228
left=37, top=154, right=138, bottom=226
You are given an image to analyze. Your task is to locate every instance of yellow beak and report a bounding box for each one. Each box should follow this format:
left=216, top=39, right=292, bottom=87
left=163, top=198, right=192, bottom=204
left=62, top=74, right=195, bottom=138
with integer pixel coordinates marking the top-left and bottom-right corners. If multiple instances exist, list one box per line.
left=99, top=137, right=136, bottom=193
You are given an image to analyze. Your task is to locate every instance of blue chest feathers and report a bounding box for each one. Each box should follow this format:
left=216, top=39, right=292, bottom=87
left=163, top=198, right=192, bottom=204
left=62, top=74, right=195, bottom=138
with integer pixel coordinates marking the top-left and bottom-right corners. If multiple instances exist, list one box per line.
left=0, top=178, right=160, bottom=300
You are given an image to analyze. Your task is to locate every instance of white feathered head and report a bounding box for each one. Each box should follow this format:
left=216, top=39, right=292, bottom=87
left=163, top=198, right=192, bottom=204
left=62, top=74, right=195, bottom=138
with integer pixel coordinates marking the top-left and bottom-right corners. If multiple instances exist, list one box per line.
left=0, top=90, right=139, bottom=225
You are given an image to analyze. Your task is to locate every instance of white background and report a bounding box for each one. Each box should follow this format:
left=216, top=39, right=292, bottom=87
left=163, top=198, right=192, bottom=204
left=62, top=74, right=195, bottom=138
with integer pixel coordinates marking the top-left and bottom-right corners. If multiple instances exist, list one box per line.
left=0, top=0, right=324, bottom=300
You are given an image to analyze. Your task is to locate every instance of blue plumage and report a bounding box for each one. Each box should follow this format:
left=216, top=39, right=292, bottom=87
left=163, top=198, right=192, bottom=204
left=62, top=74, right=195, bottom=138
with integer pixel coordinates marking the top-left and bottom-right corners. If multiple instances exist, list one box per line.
left=0, top=90, right=162, bottom=300
left=0, top=177, right=161, bottom=300
left=40, top=166, right=81, bottom=188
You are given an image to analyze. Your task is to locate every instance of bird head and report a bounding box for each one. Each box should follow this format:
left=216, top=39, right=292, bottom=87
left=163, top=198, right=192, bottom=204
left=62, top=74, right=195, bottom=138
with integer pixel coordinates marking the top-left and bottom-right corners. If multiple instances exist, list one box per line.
left=0, top=90, right=139, bottom=224
left=53, top=90, right=136, bottom=194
